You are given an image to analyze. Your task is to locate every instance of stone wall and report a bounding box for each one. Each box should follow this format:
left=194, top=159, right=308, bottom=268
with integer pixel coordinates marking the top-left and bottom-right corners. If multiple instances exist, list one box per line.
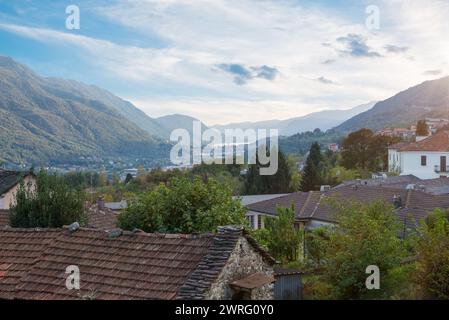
left=205, top=237, right=274, bottom=300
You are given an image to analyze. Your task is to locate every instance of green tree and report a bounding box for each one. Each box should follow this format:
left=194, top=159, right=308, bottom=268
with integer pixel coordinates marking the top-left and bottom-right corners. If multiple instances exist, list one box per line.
left=341, top=129, right=373, bottom=170
left=9, top=170, right=86, bottom=228
left=255, top=206, right=303, bottom=263
left=415, top=209, right=449, bottom=299
left=117, top=176, right=248, bottom=233
left=124, top=173, right=133, bottom=184
left=244, top=149, right=293, bottom=194
left=416, top=120, right=429, bottom=136
left=300, top=142, right=323, bottom=191
left=312, top=200, right=406, bottom=299
left=341, top=129, right=399, bottom=171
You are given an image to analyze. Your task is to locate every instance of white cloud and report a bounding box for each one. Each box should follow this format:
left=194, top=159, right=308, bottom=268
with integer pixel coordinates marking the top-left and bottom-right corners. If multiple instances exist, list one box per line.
left=1, top=0, right=449, bottom=125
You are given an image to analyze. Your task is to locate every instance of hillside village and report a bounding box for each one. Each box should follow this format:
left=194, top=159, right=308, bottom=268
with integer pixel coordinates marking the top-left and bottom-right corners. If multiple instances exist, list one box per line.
left=1, top=118, right=449, bottom=300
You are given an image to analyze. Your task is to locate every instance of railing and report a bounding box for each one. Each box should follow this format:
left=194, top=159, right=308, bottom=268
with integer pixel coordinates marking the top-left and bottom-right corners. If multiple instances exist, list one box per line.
left=434, top=165, right=449, bottom=173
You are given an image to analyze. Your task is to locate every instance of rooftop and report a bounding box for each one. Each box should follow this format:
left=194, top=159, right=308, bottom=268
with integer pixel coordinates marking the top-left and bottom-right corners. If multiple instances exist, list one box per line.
left=0, top=225, right=274, bottom=300
left=246, top=185, right=448, bottom=231
left=0, top=170, right=31, bottom=196
left=396, top=130, right=449, bottom=152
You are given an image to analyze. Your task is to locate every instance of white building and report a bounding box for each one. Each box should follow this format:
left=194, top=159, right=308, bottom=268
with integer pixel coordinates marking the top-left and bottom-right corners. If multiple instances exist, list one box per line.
left=388, top=130, right=449, bottom=179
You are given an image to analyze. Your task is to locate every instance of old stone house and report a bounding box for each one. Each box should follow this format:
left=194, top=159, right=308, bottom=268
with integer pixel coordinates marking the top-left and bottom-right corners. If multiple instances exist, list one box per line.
left=0, top=225, right=275, bottom=300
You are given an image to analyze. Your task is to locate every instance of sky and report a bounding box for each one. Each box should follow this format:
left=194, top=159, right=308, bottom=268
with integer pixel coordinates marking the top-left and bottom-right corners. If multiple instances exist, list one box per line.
left=0, top=0, right=448, bottom=125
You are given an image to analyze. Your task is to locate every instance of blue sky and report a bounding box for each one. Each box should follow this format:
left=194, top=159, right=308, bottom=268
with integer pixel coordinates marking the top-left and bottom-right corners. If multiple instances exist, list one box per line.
left=1, top=0, right=448, bottom=125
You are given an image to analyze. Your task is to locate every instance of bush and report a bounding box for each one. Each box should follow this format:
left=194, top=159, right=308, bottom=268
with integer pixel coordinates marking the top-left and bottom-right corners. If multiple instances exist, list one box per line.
left=117, top=176, right=248, bottom=233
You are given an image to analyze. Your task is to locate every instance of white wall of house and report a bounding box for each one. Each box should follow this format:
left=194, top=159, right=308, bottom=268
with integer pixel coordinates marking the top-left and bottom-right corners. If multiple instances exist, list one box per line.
left=388, top=149, right=401, bottom=173
left=389, top=150, right=449, bottom=179
left=245, top=211, right=270, bottom=230
left=0, top=176, right=35, bottom=210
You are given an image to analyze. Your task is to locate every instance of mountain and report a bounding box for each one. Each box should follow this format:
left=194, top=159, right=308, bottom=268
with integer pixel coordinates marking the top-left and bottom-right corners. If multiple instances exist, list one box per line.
left=42, top=78, right=170, bottom=139
left=0, top=56, right=170, bottom=165
left=155, top=114, right=208, bottom=137
left=212, top=102, right=375, bottom=136
left=335, top=76, right=449, bottom=132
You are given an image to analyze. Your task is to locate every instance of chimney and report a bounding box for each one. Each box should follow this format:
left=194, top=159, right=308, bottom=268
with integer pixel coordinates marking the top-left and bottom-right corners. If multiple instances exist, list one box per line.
left=97, top=197, right=105, bottom=210
left=393, top=194, right=402, bottom=208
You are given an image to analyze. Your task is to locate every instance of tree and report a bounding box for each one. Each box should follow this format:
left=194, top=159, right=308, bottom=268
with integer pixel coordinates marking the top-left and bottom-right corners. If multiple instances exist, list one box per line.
left=124, top=173, right=133, bottom=184
left=9, top=170, right=86, bottom=228
left=255, top=206, right=303, bottom=263
left=300, top=142, right=322, bottom=191
left=117, top=176, right=248, bottom=233
left=416, top=120, right=429, bottom=136
left=311, top=200, right=406, bottom=299
left=341, top=129, right=373, bottom=170
left=98, top=171, right=108, bottom=187
left=243, top=150, right=293, bottom=195
left=341, top=129, right=399, bottom=171
left=415, top=209, right=449, bottom=299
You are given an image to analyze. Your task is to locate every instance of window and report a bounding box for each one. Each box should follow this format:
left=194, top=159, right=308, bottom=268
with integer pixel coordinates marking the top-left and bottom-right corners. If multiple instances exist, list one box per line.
left=258, top=215, right=263, bottom=229
left=421, top=155, right=427, bottom=166
left=246, top=215, right=255, bottom=229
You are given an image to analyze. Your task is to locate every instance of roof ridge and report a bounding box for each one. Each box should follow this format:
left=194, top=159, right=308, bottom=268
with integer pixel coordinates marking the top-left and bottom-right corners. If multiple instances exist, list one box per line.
left=405, top=189, right=412, bottom=208
left=309, top=193, right=324, bottom=218
left=299, top=191, right=313, bottom=217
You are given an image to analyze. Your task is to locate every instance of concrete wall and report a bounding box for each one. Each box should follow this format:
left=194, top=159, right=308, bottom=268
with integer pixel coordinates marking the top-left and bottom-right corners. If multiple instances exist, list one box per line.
left=0, top=176, right=35, bottom=210
left=206, top=237, right=274, bottom=300
left=401, top=151, right=449, bottom=179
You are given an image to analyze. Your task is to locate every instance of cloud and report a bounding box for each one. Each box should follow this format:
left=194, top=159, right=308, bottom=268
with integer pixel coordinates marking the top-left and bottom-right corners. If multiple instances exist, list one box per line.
left=322, top=59, right=335, bottom=65
left=215, top=63, right=279, bottom=85
left=2, top=0, right=449, bottom=124
left=316, top=76, right=336, bottom=85
left=336, top=33, right=382, bottom=58
left=384, top=45, right=409, bottom=53
left=423, top=69, right=442, bottom=76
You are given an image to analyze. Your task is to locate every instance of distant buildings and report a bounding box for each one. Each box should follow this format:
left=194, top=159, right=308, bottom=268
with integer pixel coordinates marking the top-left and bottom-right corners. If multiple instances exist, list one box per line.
left=327, top=143, right=339, bottom=152
left=378, top=118, right=449, bottom=140
left=425, top=117, right=449, bottom=133
left=377, top=127, right=416, bottom=139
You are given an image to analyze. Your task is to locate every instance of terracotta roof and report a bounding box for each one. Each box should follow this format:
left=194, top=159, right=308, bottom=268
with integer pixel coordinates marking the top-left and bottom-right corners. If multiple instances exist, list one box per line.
left=388, top=142, right=410, bottom=150
left=0, top=170, right=31, bottom=196
left=1, top=206, right=117, bottom=230
left=0, top=226, right=274, bottom=300
left=0, top=228, right=61, bottom=299
left=0, top=210, right=9, bottom=227
left=86, top=204, right=118, bottom=230
left=398, top=130, right=449, bottom=152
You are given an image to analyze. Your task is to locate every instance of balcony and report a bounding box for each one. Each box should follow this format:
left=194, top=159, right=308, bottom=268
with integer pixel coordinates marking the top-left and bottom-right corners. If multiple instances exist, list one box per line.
left=434, top=165, right=449, bottom=174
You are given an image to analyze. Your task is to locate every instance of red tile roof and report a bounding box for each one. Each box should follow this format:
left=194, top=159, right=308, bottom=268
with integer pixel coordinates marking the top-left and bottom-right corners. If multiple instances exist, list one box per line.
left=86, top=204, right=118, bottom=230
left=0, top=206, right=118, bottom=230
left=0, top=228, right=61, bottom=299
left=0, top=210, right=9, bottom=228
left=0, top=226, right=274, bottom=300
left=397, top=130, right=449, bottom=152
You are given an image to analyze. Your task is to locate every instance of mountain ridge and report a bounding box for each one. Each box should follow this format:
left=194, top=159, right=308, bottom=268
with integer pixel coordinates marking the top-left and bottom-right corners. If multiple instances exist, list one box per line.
left=0, top=56, right=169, bottom=165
